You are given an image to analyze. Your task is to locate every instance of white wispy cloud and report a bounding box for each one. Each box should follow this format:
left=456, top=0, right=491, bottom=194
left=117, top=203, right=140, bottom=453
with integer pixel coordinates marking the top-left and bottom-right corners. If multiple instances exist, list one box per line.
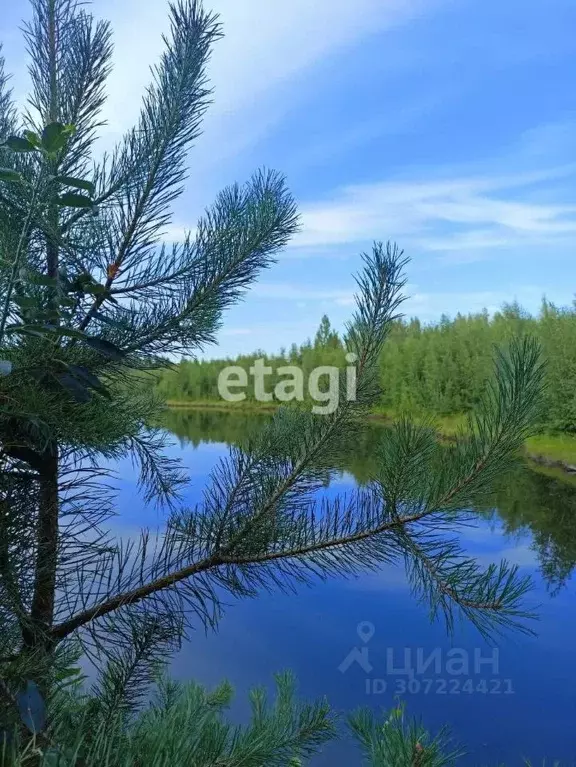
left=291, top=163, right=576, bottom=252
left=416, top=231, right=526, bottom=253
left=4, top=0, right=434, bottom=174
left=249, top=282, right=354, bottom=303
left=472, top=544, right=538, bottom=569
left=135, top=118, right=576, bottom=263
left=161, top=224, right=197, bottom=243
left=73, top=0, right=437, bottom=163
left=230, top=282, right=570, bottom=319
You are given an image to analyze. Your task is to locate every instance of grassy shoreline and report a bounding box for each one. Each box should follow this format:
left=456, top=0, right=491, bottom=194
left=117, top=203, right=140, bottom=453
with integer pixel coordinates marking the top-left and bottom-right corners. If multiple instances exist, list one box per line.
left=164, top=399, right=576, bottom=476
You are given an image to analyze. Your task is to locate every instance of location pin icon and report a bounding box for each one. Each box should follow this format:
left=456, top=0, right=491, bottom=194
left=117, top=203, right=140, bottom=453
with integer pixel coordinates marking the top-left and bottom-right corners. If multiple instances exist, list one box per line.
left=357, top=621, right=375, bottom=644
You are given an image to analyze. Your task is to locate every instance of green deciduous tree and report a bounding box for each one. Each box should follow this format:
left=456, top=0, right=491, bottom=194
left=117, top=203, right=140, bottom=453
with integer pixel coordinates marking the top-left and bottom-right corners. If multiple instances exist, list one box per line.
left=154, top=302, right=576, bottom=430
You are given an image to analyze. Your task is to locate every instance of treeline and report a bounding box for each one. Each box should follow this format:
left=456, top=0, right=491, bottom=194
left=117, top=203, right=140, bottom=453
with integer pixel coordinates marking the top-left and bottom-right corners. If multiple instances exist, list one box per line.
left=149, top=301, right=576, bottom=433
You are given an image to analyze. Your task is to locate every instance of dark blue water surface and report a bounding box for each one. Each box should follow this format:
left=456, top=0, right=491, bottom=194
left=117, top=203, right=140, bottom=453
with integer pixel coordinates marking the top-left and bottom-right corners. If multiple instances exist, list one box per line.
left=111, top=410, right=576, bottom=765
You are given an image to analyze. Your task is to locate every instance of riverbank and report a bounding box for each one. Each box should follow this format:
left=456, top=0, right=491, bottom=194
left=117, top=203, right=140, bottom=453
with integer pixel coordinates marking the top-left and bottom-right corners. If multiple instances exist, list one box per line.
left=164, top=399, right=576, bottom=477
left=371, top=406, right=576, bottom=474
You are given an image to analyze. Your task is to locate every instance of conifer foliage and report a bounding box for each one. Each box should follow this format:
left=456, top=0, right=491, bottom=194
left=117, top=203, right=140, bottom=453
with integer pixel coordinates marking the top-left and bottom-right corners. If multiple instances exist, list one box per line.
left=1, top=0, right=546, bottom=763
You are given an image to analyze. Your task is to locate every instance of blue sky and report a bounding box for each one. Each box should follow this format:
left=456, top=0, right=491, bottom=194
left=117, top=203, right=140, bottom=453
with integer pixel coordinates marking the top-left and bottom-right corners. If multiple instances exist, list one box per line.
left=2, top=0, right=575, bottom=357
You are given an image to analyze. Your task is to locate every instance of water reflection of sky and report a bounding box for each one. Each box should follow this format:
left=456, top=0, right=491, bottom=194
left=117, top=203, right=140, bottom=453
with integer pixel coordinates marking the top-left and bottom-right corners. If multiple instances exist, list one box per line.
left=105, top=432, right=576, bottom=766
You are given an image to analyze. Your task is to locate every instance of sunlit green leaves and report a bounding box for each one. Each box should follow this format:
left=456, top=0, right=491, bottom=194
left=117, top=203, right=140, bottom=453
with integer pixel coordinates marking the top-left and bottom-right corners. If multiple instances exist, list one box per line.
left=66, top=273, right=115, bottom=302
left=68, top=271, right=99, bottom=293
left=1, top=123, right=76, bottom=158
left=23, top=130, right=42, bottom=148
left=53, top=175, right=95, bottom=196
left=0, top=168, right=22, bottom=183
left=56, top=192, right=93, bottom=208
left=13, top=295, right=39, bottom=311
left=20, top=269, right=58, bottom=288
left=4, top=322, right=125, bottom=362
left=41, top=122, right=75, bottom=154
left=52, top=170, right=96, bottom=207
left=1, top=135, right=37, bottom=152
left=85, top=283, right=108, bottom=295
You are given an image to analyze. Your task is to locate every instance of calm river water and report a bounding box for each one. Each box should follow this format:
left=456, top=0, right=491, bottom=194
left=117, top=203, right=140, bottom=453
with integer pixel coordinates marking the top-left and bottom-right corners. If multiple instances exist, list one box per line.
left=110, top=409, right=576, bottom=765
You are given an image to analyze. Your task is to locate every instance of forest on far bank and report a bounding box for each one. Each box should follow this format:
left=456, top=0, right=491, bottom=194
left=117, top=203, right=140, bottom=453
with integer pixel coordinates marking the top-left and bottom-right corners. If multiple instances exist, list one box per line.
left=147, top=299, right=576, bottom=434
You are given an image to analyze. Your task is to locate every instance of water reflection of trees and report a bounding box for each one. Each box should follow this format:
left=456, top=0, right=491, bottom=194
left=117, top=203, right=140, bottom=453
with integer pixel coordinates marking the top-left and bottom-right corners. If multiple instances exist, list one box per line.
left=160, top=408, right=267, bottom=449
left=160, top=408, right=576, bottom=594
left=476, top=465, right=576, bottom=594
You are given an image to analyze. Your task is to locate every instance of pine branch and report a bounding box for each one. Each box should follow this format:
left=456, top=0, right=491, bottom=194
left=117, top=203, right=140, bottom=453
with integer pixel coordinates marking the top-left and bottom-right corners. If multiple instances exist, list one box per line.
left=76, top=0, right=222, bottom=333
left=45, top=243, right=408, bottom=640
left=0, top=45, right=16, bottom=138
left=36, top=671, right=334, bottom=766
left=348, top=705, right=462, bottom=767
left=48, top=326, right=544, bottom=645
left=119, top=169, right=300, bottom=357
left=88, top=614, right=180, bottom=728
left=24, top=0, right=113, bottom=172
left=0, top=172, right=44, bottom=343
